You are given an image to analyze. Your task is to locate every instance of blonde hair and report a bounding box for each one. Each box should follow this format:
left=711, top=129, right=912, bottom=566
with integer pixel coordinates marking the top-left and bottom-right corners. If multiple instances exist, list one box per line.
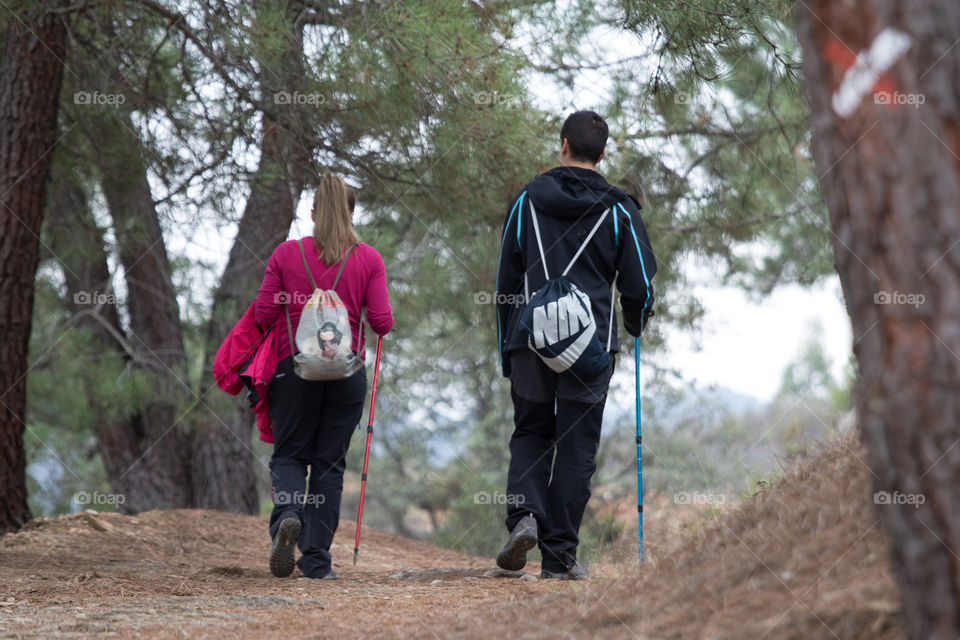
left=312, top=172, right=359, bottom=266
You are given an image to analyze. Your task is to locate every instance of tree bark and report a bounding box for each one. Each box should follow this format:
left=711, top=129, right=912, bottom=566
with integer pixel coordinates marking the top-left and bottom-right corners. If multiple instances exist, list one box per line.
left=0, top=4, right=68, bottom=533
left=93, top=112, right=193, bottom=511
left=45, top=160, right=146, bottom=512
left=193, top=0, right=307, bottom=514
left=796, top=2, right=960, bottom=637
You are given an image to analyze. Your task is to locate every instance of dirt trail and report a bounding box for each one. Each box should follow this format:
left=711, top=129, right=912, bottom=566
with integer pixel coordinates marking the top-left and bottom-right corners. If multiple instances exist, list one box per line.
left=0, top=434, right=903, bottom=639
left=0, top=508, right=569, bottom=638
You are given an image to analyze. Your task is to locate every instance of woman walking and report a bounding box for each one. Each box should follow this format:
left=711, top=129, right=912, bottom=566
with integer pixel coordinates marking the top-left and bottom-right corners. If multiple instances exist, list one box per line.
left=255, top=173, right=393, bottom=579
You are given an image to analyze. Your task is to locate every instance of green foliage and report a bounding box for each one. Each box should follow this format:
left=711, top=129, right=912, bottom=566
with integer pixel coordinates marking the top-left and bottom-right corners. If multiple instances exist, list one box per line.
left=609, top=0, right=831, bottom=302
left=24, top=274, right=125, bottom=514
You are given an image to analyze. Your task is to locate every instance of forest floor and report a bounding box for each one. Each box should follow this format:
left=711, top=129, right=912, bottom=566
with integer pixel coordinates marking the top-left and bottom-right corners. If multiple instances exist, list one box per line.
left=0, top=433, right=903, bottom=639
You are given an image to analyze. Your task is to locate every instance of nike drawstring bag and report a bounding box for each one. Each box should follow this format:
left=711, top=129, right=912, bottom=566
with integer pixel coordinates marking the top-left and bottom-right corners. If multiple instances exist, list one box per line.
left=517, top=203, right=612, bottom=379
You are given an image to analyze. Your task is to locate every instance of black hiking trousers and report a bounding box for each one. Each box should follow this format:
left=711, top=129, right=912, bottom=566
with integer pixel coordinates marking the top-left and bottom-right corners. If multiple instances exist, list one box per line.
left=268, top=355, right=366, bottom=578
left=504, top=350, right=613, bottom=573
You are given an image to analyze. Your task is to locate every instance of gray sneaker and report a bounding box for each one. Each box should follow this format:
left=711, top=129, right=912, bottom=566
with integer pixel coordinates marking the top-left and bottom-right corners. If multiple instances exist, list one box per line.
left=541, top=561, right=588, bottom=580
left=496, top=514, right=538, bottom=571
left=269, top=517, right=301, bottom=578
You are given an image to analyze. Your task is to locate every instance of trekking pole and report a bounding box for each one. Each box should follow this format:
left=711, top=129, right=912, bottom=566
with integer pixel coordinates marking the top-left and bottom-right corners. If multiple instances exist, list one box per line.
left=635, top=335, right=643, bottom=563
left=353, top=334, right=383, bottom=566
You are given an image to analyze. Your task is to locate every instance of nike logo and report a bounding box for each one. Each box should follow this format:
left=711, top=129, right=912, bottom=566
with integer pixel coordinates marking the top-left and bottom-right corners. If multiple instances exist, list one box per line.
left=531, top=287, right=592, bottom=349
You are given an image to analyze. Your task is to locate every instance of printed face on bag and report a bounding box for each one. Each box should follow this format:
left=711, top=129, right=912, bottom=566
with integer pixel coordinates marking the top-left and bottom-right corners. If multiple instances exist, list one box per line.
left=317, top=322, right=343, bottom=358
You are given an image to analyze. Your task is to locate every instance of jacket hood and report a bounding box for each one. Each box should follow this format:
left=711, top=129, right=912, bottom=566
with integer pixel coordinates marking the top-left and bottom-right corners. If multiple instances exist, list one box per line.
left=525, top=166, right=639, bottom=218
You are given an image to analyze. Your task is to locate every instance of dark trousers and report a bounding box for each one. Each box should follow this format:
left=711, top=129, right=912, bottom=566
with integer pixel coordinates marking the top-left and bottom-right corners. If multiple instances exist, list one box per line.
left=504, top=350, right=611, bottom=573
left=268, top=356, right=366, bottom=578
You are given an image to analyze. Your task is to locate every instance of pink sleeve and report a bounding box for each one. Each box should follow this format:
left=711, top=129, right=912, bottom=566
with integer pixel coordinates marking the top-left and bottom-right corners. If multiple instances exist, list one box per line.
left=365, top=249, right=394, bottom=336
left=255, top=246, right=284, bottom=328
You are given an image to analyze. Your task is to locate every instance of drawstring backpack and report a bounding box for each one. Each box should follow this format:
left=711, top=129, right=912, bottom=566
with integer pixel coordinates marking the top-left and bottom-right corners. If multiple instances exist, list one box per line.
left=517, top=203, right=612, bottom=378
left=284, top=240, right=364, bottom=380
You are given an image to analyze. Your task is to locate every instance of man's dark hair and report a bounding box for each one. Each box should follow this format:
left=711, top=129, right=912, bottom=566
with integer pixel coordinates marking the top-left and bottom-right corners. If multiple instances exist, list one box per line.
left=560, top=110, right=608, bottom=163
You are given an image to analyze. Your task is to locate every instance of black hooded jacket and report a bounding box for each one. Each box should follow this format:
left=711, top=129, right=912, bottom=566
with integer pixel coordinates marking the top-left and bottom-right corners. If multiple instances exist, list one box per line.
left=496, top=166, right=657, bottom=377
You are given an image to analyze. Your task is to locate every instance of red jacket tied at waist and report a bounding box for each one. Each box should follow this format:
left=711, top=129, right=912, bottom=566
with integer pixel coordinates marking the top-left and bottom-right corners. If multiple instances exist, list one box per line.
left=212, top=301, right=279, bottom=443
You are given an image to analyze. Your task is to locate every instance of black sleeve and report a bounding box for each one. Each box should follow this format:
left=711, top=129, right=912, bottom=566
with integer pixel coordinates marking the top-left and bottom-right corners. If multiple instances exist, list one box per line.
left=614, top=199, right=657, bottom=336
left=496, top=191, right=526, bottom=376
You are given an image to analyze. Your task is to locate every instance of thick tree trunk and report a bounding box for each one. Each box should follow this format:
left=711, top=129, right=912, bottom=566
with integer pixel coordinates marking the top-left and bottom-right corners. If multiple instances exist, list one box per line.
left=797, top=2, right=960, bottom=637
left=94, top=112, right=192, bottom=511
left=0, top=4, right=67, bottom=533
left=45, top=162, right=146, bottom=512
left=193, top=0, right=307, bottom=513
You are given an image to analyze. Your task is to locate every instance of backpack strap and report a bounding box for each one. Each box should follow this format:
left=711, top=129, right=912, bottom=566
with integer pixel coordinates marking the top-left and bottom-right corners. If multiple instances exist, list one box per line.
left=529, top=202, right=550, bottom=280
left=298, top=239, right=356, bottom=292
left=529, top=202, right=611, bottom=279
left=285, top=301, right=296, bottom=357
left=296, top=240, right=318, bottom=290
left=331, top=244, right=356, bottom=289
left=561, top=208, right=610, bottom=277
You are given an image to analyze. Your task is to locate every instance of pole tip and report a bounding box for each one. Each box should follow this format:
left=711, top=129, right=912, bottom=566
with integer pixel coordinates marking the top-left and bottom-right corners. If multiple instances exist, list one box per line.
left=353, top=548, right=358, bottom=566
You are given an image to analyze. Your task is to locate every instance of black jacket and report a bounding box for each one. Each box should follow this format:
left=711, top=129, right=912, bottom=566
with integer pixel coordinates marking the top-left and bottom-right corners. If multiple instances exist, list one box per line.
left=496, top=166, right=657, bottom=377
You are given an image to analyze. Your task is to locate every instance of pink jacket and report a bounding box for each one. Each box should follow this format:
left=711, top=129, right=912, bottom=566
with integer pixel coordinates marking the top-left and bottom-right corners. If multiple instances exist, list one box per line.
left=255, top=238, right=394, bottom=361
left=212, top=301, right=279, bottom=443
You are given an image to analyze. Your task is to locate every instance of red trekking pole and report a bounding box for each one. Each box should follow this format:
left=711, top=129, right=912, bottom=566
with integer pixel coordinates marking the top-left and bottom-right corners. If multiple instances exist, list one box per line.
left=353, top=334, right=383, bottom=566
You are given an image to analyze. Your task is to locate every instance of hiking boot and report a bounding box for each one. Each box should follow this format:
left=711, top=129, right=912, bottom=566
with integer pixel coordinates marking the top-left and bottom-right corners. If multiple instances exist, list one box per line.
left=322, top=569, right=340, bottom=580
left=541, top=561, right=588, bottom=580
left=269, top=517, right=301, bottom=578
left=496, top=514, right=538, bottom=571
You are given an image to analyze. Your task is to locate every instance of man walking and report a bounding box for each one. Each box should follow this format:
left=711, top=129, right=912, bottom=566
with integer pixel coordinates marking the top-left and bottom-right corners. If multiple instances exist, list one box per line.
left=495, top=110, right=656, bottom=579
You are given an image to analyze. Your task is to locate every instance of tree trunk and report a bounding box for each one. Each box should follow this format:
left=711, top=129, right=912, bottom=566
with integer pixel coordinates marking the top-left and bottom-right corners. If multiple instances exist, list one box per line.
left=45, top=161, right=146, bottom=512
left=0, top=4, right=68, bottom=533
left=193, top=0, right=307, bottom=514
left=94, top=111, right=193, bottom=511
left=796, top=2, right=960, bottom=637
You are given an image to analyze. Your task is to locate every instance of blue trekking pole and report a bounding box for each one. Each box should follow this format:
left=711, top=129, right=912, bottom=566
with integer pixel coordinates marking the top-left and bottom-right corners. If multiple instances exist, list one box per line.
left=635, top=336, right=643, bottom=563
